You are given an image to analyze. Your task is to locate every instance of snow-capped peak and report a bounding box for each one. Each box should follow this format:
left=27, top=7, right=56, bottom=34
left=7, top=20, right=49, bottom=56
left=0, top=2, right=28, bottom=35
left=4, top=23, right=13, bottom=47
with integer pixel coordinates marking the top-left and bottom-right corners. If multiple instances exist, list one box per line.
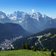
left=0, top=11, right=6, bottom=19
left=31, top=12, right=42, bottom=21
left=0, top=15, right=5, bottom=19
left=8, top=15, right=17, bottom=20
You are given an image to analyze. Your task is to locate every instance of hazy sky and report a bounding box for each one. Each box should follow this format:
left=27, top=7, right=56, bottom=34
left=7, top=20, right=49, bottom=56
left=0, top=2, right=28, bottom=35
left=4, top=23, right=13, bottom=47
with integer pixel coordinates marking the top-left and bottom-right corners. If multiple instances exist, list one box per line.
left=0, top=0, right=56, bottom=18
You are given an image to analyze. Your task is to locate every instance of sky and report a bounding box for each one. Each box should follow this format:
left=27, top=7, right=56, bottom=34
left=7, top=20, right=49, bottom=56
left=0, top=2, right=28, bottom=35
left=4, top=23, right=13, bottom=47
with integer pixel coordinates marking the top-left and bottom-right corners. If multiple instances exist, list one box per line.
left=0, top=0, right=56, bottom=18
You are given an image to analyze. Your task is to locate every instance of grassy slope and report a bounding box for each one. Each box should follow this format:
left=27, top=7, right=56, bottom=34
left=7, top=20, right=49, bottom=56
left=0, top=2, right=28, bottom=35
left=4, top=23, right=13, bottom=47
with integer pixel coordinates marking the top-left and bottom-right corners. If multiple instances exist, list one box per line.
left=0, top=50, right=56, bottom=56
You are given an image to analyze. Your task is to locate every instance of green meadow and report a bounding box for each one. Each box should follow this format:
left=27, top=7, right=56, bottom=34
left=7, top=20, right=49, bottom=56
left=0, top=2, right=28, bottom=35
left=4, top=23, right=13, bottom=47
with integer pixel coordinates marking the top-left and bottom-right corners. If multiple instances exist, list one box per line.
left=0, top=49, right=56, bottom=56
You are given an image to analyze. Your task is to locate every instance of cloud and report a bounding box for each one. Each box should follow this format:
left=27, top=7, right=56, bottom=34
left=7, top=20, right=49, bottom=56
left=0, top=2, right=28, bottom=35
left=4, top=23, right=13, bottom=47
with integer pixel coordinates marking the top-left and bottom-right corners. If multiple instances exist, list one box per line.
left=31, top=9, right=35, bottom=13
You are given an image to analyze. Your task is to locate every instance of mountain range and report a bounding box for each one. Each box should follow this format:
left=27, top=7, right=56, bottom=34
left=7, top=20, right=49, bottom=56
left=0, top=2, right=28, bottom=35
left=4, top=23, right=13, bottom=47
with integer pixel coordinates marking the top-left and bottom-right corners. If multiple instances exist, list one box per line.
left=0, top=11, right=56, bottom=50
left=0, top=11, right=56, bottom=34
